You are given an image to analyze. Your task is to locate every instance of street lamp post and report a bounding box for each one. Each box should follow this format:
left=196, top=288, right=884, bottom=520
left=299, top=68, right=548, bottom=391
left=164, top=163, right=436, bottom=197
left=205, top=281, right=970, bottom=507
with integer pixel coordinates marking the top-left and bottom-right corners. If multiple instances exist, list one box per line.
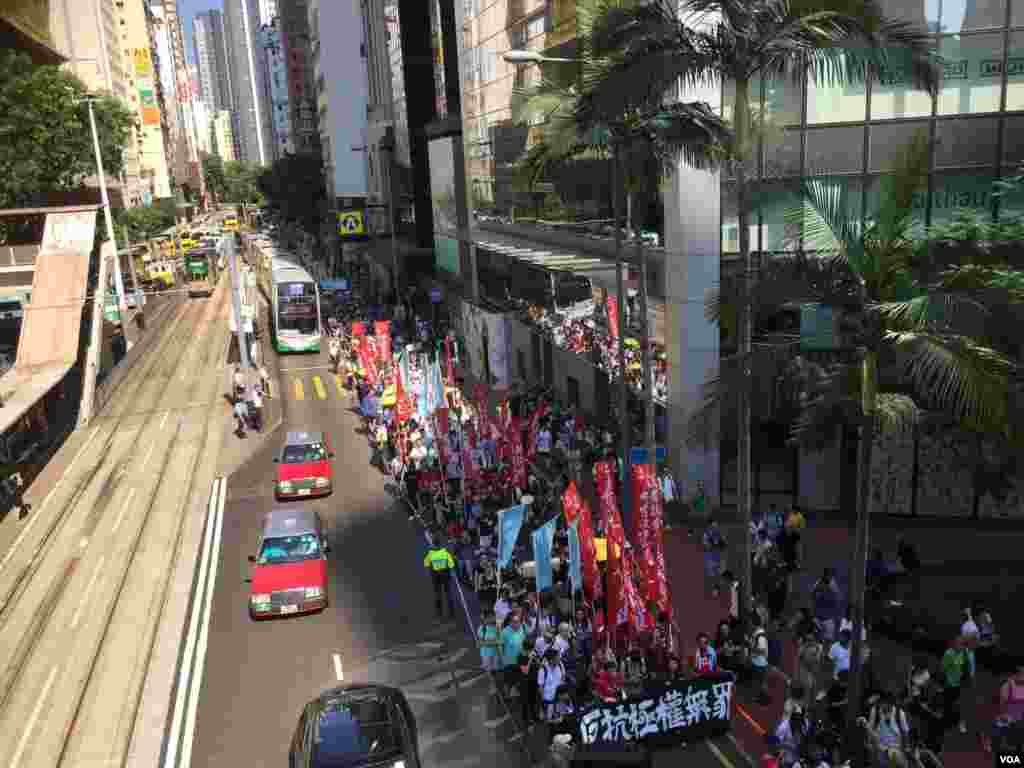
left=84, top=97, right=129, bottom=325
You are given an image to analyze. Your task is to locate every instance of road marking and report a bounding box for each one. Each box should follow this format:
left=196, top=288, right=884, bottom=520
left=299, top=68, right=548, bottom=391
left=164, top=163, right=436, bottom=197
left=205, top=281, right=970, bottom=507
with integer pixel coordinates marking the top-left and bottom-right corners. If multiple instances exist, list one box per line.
left=163, top=477, right=225, bottom=768
left=266, top=380, right=273, bottom=398
left=312, top=376, right=327, bottom=400
left=178, top=477, right=227, bottom=768
left=334, top=375, right=345, bottom=395
left=10, top=664, right=59, bottom=768
left=293, top=379, right=304, bottom=400
left=279, top=364, right=332, bottom=372
left=111, top=487, right=137, bottom=534
left=333, top=653, right=344, bottom=681
left=708, top=736, right=738, bottom=768
left=159, top=411, right=170, bottom=430
left=0, top=425, right=100, bottom=575
left=70, top=555, right=106, bottom=630
left=140, top=444, right=156, bottom=473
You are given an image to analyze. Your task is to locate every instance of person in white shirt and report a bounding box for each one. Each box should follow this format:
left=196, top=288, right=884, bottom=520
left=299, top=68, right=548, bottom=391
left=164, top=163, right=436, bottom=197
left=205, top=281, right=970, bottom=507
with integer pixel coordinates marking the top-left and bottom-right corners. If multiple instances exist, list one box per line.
left=538, top=650, right=566, bottom=721
left=552, top=622, right=573, bottom=658
left=494, top=590, right=512, bottom=626
left=960, top=606, right=980, bottom=640
left=537, top=425, right=552, bottom=454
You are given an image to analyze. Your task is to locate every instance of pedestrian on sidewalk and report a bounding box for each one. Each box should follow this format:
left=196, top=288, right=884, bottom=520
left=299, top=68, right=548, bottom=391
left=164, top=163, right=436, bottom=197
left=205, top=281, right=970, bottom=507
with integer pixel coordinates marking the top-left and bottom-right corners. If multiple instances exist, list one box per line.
left=478, top=611, right=502, bottom=674
left=233, top=365, right=246, bottom=402
left=233, top=398, right=248, bottom=436
left=941, top=635, right=972, bottom=735
left=783, top=505, right=806, bottom=570
left=811, top=567, right=842, bottom=643
left=702, top=518, right=727, bottom=597
left=259, top=365, right=271, bottom=398
left=250, top=389, right=263, bottom=432
left=748, top=615, right=771, bottom=705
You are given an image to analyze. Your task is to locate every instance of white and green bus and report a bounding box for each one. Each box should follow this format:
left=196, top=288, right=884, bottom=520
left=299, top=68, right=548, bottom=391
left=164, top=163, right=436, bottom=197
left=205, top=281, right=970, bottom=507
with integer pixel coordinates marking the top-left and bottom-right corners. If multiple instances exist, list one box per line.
left=269, top=257, right=321, bottom=353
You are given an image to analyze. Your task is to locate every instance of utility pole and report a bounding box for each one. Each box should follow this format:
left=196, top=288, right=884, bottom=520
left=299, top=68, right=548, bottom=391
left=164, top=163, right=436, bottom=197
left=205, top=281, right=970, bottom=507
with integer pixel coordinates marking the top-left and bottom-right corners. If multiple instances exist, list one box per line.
left=226, top=235, right=254, bottom=401
left=85, top=98, right=130, bottom=330
left=612, top=145, right=631, bottom=531
left=78, top=238, right=112, bottom=428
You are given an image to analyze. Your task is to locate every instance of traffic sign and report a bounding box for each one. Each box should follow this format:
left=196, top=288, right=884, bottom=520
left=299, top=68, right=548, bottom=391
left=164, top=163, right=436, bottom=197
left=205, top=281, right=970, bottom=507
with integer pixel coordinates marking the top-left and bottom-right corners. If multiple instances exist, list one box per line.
left=337, top=210, right=365, bottom=237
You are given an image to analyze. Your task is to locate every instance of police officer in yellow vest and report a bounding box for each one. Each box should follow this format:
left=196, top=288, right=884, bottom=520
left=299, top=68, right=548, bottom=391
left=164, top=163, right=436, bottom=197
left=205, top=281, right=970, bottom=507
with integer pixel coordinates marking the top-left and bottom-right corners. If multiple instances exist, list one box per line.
left=424, top=539, right=456, bottom=619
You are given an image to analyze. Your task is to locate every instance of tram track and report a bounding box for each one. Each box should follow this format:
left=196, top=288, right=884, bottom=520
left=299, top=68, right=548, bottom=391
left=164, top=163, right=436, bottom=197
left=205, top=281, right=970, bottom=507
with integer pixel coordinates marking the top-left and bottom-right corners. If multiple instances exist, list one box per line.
left=58, top=287, right=231, bottom=767
left=0, top=280, right=230, bottom=767
left=0, top=297, right=200, bottom=621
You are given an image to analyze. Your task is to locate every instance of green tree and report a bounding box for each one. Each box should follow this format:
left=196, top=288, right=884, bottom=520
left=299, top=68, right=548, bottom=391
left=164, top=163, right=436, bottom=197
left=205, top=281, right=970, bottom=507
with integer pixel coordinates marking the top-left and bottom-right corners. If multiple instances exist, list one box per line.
left=202, top=153, right=228, bottom=203
left=223, top=161, right=264, bottom=205
left=256, top=153, right=325, bottom=233
left=580, top=0, right=941, bottom=619
left=784, top=135, right=1023, bottom=734
left=0, top=50, right=135, bottom=208
left=115, top=204, right=175, bottom=243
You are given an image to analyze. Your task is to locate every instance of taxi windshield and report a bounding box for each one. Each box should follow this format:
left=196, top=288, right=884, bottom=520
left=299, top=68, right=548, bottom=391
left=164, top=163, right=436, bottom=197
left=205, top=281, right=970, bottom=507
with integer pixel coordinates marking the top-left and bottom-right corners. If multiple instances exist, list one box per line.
left=258, top=534, right=321, bottom=565
left=282, top=442, right=327, bottom=463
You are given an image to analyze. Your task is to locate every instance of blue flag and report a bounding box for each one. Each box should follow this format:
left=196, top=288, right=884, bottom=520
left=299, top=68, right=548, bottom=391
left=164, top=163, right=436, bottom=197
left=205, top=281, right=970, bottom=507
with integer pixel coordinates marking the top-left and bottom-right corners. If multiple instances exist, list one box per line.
left=497, top=504, right=525, bottom=569
left=430, top=358, right=446, bottom=413
left=567, top=520, right=582, bottom=593
left=531, top=517, right=558, bottom=592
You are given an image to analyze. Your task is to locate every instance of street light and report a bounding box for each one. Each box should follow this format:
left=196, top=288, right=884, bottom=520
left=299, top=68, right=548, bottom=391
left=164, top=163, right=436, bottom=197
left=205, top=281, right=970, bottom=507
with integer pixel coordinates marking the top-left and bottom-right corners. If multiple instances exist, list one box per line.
left=81, top=95, right=129, bottom=323
left=501, top=50, right=578, bottom=64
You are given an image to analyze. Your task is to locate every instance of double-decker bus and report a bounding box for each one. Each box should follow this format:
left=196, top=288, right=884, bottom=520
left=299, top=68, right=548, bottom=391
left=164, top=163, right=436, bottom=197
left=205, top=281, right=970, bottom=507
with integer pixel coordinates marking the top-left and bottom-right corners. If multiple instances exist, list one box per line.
left=268, top=257, right=321, bottom=352
left=185, top=248, right=218, bottom=297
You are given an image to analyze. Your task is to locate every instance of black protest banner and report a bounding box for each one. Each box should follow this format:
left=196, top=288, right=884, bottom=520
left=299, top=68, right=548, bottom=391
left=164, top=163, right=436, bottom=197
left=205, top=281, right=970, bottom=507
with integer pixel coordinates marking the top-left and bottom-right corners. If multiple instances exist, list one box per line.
left=578, top=674, right=734, bottom=748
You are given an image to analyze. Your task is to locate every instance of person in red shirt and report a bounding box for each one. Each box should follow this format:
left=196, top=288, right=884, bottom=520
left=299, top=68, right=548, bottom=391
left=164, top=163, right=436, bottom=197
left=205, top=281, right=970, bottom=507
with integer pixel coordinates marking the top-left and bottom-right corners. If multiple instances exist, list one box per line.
left=692, top=632, right=719, bottom=676
left=591, top=659, right=624, bottom=702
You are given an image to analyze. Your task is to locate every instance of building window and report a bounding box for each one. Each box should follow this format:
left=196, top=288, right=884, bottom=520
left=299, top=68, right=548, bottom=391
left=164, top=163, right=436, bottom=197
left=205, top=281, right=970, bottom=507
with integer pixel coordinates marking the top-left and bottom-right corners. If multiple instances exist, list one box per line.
left=759, top=179, right=803, bottom=252
left=869, top=121, right=930, bottom=172
left=806, top=53, right=866, bottom=123
left=1006, top=31, right=1024, bottom=111
left=870, top=46, right=935, bottom=119
left=937, top=34, right=1003, bottom=115
left=806, top=126, right=863, bottom=174
left=935, top=117, right=998, bottom=168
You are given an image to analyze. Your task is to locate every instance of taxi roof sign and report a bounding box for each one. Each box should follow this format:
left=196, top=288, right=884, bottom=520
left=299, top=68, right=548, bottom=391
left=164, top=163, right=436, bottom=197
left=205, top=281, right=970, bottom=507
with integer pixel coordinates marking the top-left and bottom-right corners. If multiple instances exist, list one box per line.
left=338, top=209, right=365, bottom=238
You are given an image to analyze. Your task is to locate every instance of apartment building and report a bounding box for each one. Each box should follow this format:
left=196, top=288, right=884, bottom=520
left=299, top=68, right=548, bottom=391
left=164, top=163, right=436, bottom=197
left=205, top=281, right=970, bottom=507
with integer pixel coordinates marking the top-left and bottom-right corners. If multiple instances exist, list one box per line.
left=213, top=110, right=238, bottom=163
left=262, top=18, right=292, bottom=160
left=278, top=0, right=317, bottom=154
left=193, top=9, right=232, bottom=115
left=224, top=0, right=273, bottom=166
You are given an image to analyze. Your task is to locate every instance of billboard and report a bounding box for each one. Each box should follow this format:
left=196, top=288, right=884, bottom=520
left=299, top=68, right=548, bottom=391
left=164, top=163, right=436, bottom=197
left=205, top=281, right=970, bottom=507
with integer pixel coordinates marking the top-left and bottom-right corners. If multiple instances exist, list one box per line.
left=139, top=87, right=160, bottom=126
left=134, top=48, right=153, bottom=77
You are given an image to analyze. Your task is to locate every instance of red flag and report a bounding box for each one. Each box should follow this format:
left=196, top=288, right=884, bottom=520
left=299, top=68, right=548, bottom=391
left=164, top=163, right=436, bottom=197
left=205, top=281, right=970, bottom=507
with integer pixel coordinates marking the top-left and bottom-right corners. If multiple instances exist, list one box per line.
left=374, top=320, right=391, bottom=363
left=395, top=366, right=413, bottom=424
left=606, top=296, right=619, bottom=340
left=605, top=494, right=627, bottom=631
left=579, top=499, right=602, bottom=601
left=593, top=460, right=618, bottom=532
left=651, top=484, right=672, bottom=618
left=352, top=321, right=367, bottom=337
left=509, top=416, right=527, bottom=490
left=562, top=481, right=583, bottom=526
left=359, top=336, right=379, bottom=386
left=633, top=463, right=660, bottom=613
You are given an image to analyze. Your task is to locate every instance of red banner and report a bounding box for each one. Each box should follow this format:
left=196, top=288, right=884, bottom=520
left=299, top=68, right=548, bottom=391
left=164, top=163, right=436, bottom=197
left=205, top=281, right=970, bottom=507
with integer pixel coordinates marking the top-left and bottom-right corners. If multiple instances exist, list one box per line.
left=606, top=296, right=619, bottom=340
left=593, top=460, right=618, bottom=532
left=632, top=462, right=652, bottom=566
left=527, top=401, right=548, bottom=458
left=651, top=481, right=672, bottom=618
left=374, top=320, right=391, bottom=363
left=395, top=365, right=413, bottom=424
left=352, top=321, right=367, bottom=337
left=359, top=336, right=379, bottom=387
left=509, top=416, right=527, bottom=490
left=632, top=463, right=671, bottom=619
left=562, top=481, right=583, bottom=526
left=579, top=499, right=602, bottom=601
left=605, top=492, right=627, bottom=631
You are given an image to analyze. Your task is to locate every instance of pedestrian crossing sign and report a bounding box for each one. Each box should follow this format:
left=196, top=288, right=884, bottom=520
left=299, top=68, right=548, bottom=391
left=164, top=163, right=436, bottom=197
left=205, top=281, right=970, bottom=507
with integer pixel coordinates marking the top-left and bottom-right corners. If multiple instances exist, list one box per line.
left=338, top=210, right=365, bottom=238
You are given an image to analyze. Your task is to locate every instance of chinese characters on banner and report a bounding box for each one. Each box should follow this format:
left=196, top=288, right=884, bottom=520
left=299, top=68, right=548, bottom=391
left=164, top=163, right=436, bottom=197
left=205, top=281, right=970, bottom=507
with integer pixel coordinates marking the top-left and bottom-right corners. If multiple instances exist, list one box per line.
left=606, top=296, right=620, bottom=340
left=593, top=460, right=617, bottom=536
left=509, top=416, right=528, bottom=490
left=374, top=320, right=391, bottom=363
left=579, top=677, right=734, bottom=747
left=632, top=463, right=673, bottom=619
left=561, top=481, right=601, bottom=601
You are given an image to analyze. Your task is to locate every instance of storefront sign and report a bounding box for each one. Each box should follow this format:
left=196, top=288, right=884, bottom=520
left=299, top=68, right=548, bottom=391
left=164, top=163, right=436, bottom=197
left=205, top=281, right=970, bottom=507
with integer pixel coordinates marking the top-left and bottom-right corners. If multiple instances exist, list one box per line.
left=579, top=676, right=734, bottom=748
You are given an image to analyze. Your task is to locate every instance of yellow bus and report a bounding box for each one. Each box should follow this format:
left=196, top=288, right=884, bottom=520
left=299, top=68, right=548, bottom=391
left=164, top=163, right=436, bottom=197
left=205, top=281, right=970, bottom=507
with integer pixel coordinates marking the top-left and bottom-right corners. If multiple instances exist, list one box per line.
left=224, top=217, right=240, bottom=231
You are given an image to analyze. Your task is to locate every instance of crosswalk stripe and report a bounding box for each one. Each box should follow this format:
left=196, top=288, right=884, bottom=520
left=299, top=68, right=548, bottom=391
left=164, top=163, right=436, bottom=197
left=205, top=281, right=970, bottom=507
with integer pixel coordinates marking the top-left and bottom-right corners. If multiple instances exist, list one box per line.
left=335, top=375, right=345, bottom=396
left=293, top=379, right=304, bottom=400
left=266, top=380, right=273, bottom=398
left=312, top=376, right=327, bottom=400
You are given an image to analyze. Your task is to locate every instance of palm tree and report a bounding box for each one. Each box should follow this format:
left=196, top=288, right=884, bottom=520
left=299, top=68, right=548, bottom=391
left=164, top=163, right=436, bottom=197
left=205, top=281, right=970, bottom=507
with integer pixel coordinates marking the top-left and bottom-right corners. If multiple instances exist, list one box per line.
left=576, top=0, right=941, bottom=618
left=788, top=133, right=1023, bottom=735
left=511, top=58, right=731, bottom=526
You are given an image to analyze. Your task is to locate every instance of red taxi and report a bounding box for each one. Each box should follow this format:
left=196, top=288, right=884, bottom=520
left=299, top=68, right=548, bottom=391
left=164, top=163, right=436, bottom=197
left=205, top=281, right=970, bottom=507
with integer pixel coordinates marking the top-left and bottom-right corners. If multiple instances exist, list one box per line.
left=249, top=509, right=329, bottom=618
left=274, top=430, right=334, bottom=499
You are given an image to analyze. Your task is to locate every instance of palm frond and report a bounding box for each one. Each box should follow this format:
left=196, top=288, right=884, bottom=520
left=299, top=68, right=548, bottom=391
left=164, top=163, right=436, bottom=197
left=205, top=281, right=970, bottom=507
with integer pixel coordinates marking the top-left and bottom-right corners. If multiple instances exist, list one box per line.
left=788, top=175, right=862, bottom=256
left=885, top=331, right=1017, bottom=433
left=872, top=129, right=929, bottom=246
left=634, top=100, right=732, bottom=171
left=873, top=391, right=923, bottom=435
left=937, top=265, right=1024, bottom=301
left=873, top=294, right=992, bottom=335
left=686, top=366, right=722, bottom=449
left=789, top=362, right=861, bottom=449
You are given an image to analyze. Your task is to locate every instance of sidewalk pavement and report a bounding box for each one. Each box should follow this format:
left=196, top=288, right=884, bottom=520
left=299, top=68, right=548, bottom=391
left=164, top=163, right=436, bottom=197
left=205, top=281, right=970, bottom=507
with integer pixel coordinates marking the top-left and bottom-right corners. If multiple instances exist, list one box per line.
left=664, top=521, right=1000, bottom=768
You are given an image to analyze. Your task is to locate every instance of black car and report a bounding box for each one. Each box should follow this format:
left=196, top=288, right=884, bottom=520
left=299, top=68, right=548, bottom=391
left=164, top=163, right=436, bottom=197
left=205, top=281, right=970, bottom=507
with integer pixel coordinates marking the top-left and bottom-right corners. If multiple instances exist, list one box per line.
left=289, top=684, right=420, bottom=768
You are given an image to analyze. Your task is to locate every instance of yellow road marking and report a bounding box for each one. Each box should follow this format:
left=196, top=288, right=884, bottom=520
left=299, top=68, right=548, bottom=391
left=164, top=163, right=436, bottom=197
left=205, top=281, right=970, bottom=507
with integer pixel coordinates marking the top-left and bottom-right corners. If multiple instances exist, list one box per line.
left=335, top=375, right=345, bottom=396
left=293, top=379, right=304, bottom=400
left=266, top=380, right=273, bottom=398
left=312, top=376, right=327, bottom=400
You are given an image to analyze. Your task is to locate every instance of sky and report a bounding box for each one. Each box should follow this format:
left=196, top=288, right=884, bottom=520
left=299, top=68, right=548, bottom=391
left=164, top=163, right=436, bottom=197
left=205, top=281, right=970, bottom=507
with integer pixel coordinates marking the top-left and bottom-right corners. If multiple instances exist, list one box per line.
left=177, top=0, right=222, bottom=66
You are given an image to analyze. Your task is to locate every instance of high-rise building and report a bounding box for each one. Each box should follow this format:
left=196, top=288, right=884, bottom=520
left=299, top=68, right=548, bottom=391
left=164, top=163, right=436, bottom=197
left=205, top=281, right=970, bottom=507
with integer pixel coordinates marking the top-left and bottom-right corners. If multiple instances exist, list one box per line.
left=117, top=0, right=174, bottom=203
left=225, top=0, right=273, bottom=166
left=193, top=9, right=232, bottom=115
left=279, top=0, right=317, bottom=154
left=258, top=0, right=279, bottom=26
left=50, top=0, right=133, bottom=205
left=262, top=19, right=293, bottom=159
left=213, top=110, right=238, bottom=163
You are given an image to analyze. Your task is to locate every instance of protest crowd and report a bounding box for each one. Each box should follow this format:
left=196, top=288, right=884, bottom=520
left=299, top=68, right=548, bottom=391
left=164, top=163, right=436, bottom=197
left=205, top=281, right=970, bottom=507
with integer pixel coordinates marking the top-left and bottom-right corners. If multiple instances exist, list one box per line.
left=320, top=283, right=1024, bottom=768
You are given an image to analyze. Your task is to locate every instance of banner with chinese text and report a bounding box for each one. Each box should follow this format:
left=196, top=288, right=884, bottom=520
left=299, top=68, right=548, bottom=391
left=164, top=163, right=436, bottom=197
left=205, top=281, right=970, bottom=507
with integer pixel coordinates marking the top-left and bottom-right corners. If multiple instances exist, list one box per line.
left=578, top=675, right=733, bottom=748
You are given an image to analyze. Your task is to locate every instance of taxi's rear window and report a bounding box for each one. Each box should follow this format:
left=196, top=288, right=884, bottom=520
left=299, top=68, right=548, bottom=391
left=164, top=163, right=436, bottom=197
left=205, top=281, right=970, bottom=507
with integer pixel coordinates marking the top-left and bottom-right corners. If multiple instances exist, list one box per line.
left=282, top=442, right=326, bottom=463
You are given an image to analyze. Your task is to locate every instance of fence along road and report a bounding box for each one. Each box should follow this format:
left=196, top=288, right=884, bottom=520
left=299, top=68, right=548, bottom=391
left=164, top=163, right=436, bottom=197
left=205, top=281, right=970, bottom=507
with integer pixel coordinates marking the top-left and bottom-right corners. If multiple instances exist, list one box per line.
left=0, top=277, right=232, bottom=768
